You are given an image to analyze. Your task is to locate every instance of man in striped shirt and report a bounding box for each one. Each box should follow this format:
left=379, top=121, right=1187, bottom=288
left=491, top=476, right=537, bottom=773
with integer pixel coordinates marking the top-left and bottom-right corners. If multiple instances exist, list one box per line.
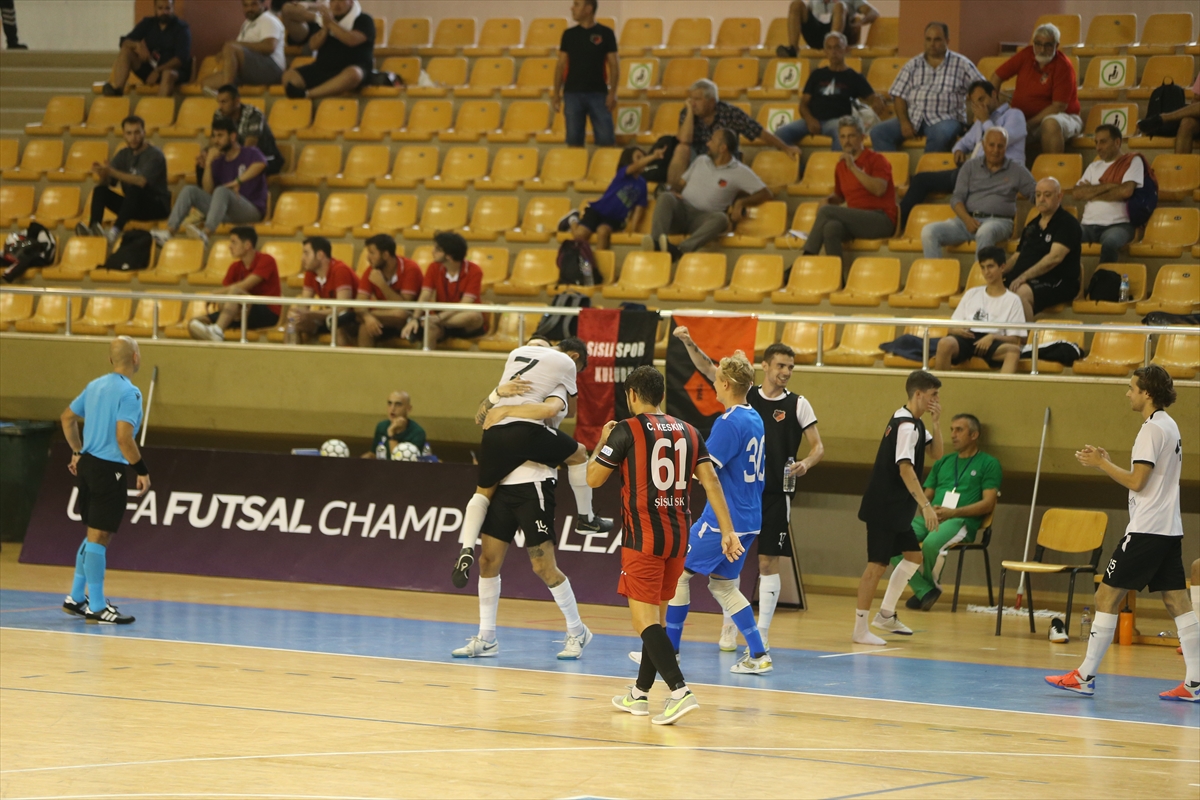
left=869, top=21, right=983, bottom=153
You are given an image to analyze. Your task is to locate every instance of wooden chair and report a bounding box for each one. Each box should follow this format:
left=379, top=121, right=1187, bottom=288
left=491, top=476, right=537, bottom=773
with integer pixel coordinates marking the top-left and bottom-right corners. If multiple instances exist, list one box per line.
left=948, top=511, right=994, bottom=612
left=996, top=509, right=1107, bottom=636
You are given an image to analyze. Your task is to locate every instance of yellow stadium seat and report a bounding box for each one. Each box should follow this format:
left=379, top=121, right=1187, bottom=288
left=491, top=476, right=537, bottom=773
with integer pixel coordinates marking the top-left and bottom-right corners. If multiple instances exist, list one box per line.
left=377, top=145, right=438, bottom=189
left=456, top=57, right=515, bottom=97
left=749, top=17, right=789, bottom=57
left=789, top=152, right=841, bottom=196
left=463, top=18, right=520, bottom=57
left=424, top=17, right=475, bottom=56
left=1129, top=209, right=1200, bottom=258
left=617, top=57, right=661, bottom=98
left=602, top=252, right=672, bottom=299
left=620, top=18, right=663, bottom=56
left=575, top=148, right=624, bottom=193
left=2, top=139, right=62, bottom=181
left=1129, top=56, right=1195, bottom=100
left=492, top=249, right=559, bottom=295
left=0, top=138, right=16, bottom=171
left=303, top=193, right=369, bottom=238
left=1034, top=14, right=1082, bottom=49
left=1014, top=322, right=1084, bottom=374
left=774, top=202, right=820, bottom=248
left=163, top=300, right=213, bottom=339
left=753, top=319, right=779, bottom=359
left=534, top=109, right=569, bottom=143
left=407, top=195, right=469, bottom=240
left=467, top=246, right=510, bottom=290
left=386, top=18, right=430, bottom=50
left=178, top=54, right=221, bottom=96
left=1073, top=263, right=1146, bottom=314
left=25, top=95, right=85, bottom=136
left=478, top=307, right=548, bottom=352
left=724, top=201, right=788, bottom=248
left=779, top=314, right=837, bottom=363
left=1136, top=264, right=1200, bottom=315
left=14, top=294, right=85, bottom=333
left=70, top=96, right=129, bottom=137
left=257, top=241, right=303, bottom=282
left=461, top=196, right=518, bottom=241
left=256, top=192, right=319, bottom=236
left=771, top=256, right=842, bottom=304
left=475, top=147, right=538, bottom=191
left=1077, top=56, right=1136, bottom=100
left=187, top=240, right=235, bottom=286
left=326, top=145, right=389, bottom=189
left=1032, top=154, right=1083, bottom=187
left=0, top=185, right=35, bottom=226
left=524, top=149, right=588, bottom=192
left=507, top=197, right=572, bottom=243
left=1072, top=324, right=1148, bottom=375
left=114, top=296, right=184, bottom=337
left=822, top=316, right=897, bottom=366
left=1153, top=155, right=1200, bottom=201
left=1130, top=13, right=1195, bottom=55
left=636, top=101, right=685, bottom=143
left=703, top=18, right=760, bottom=57
left=501, top=57, right=557, bottom=99
left=714, top=255, right=785, bottom=303
left=296, top=98, right=359, bottom=140
left=267, top=99, right=312, bottom=138
left=353, top=194, right=419, bottom=239
left=750, top=152, right=800, bottom=192
left=1152, top=334, right=1199, bottom=379
left=72, top=297, right=133, bottom=335
left=278, top=144, right=342, bottom=188
left=949, top=261, right=986, bottom=308
left=866, top=57, right=904, bottom=95
left=426, top=146, right=489, bottom=190
left=1074, top=104, right=1139, bottom=148
left=139, top=238, right=205, bottom=285
left=0, top=293, right=34, bottom=327
left=371, top=58, right=418, bottom=94
left=1076, top=14, right=1138, bottom=56
left=343, top=99, right=405, bottom=141
left=441, top=101, right=502, bottom=143
left=487, top=101, right=550, bottom=144
left=48, top=141, right=111, bottom=183
left=26, top=185, right=81, bottom=227
left=133, top=96, right=175, bottom=135
left=657, top=18, right=711, bottom=57
left=976, top=56, right=1016, bottom=93
left=882, top=152, right=910, bottom=195
left=160, top=97, right=217, bottom=137
left=712, top=58, right=760, bottom=96
left=749, top=59, right=808, bottom=100
left=657, top=253, right=728, bottom=301
left=881, top=317, right=955, bottom=368
left=647, top=58, right=709, bottom=99
left=888, top=259, right=961, bottom=308
left=855, top=17, right=900, bottom=57
left=394, top=100, right=453, bottom=141
left=42, top=236, right=108, bottom=280
left=752, top=102, right=802, bottom=143
left=412, top=56, right=468, bottom=98
left=889, top=205, right=956, bottom=251
left=830, top=258, right=901, bottom=306
left=511, top=19, right=568, bottom=57
left=915, top=153, right=957, bottom=177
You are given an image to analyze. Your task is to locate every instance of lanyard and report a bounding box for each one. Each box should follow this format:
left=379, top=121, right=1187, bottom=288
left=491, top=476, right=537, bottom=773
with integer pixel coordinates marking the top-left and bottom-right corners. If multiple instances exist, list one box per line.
left=953, top=454, right=977, bottom=489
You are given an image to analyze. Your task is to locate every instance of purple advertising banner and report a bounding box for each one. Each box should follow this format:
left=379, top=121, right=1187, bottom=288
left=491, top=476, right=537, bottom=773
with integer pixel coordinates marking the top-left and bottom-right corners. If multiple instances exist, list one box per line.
left=22, top=444, right=751, bottom=611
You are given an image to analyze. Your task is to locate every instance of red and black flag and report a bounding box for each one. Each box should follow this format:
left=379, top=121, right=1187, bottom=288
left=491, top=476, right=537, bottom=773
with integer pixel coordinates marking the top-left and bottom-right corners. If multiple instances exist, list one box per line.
left=666, top=313, right=757, bottom=436
left=575, top=306, right=660, bottom=450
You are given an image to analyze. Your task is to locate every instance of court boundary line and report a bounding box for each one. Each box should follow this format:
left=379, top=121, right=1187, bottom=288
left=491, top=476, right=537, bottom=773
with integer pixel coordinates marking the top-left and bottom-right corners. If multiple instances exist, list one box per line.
left=3, top=625, right=1195, bottom=731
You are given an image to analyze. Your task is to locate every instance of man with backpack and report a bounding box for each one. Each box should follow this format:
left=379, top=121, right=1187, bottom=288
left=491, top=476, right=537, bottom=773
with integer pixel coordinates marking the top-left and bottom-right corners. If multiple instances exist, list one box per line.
left=1068, top=124, right=1153, bottom=265
left=1138, top=74, right=1200, bottom=155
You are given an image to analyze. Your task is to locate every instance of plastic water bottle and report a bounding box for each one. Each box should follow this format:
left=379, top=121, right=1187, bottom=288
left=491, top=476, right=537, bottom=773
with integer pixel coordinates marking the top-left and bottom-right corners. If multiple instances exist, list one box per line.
left=1080, top=606, right=1092, bottom=640
left=782, top=458, right=797, bottom=493
left=285, top=315, right=298, bottom=345
left=423, top=443, right=433, bottom=458
left=1119, top=274, right=1130, bottom=303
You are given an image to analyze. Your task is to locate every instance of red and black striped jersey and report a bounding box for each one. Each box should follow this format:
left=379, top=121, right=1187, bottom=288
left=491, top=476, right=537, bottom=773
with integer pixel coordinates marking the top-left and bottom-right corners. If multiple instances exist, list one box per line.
left=595, top=413, right=710, bottom=558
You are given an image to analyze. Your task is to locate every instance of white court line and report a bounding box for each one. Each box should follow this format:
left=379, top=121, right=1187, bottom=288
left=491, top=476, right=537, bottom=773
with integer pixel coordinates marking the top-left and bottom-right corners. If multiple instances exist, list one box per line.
left=2, top=746, right=1196, bottom=776
left=817, top=648, right=903, bottom=658
left=3, top=626, right=1197, bottom=731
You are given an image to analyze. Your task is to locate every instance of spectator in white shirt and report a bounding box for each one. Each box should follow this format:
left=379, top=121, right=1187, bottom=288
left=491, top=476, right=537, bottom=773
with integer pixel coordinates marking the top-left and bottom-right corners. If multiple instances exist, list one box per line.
left=204, top=0, right=285, bottom=92
left=934, top=246, right=1024, bottom=373
left=1068, top=124, right=1144, bottom=265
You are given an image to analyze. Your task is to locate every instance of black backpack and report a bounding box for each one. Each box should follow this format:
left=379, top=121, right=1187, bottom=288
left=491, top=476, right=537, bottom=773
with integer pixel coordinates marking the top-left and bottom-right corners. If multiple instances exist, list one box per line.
left=640, top=135, right=678, bottom=184
left=102, top=230, right=152, bottom=272
left=1086, top=269, right=1122, bottom=302
left=556, top=239, right=596, bottom=286
left=1138, top=78, right=1187, bottom=138
left=1, top=222, right=57, bottom=282
left=1126, top=154, right=1158, bottom=229
left=533, top=291, right=590, bottom=341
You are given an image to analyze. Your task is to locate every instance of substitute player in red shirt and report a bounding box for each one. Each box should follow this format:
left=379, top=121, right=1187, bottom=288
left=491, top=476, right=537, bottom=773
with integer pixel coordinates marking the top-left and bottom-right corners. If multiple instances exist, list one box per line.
left=289, top=235, right=357, bottom=345
left=400, top=231, right=486, bottom=345
left=588, top=366, right=740, bottom=725
left=355, top=233, right=423, bottom=348
left=187, top=226, right=281, bottom=342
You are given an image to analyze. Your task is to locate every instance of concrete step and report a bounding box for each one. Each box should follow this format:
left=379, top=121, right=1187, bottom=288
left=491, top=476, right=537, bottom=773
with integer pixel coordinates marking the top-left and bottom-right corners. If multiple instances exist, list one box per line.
left=0, top=66, right=109, bottom=89
left=0, top=50, right=115, bottom=69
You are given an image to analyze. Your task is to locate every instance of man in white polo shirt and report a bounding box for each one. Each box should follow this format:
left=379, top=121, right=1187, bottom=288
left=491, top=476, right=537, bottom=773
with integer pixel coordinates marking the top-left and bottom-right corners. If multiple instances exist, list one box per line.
left=1069, top=124, right=1145, bottom=265
left=643, top=127, right=771, bottom=264
left=204, top=0, right=286, bottom=92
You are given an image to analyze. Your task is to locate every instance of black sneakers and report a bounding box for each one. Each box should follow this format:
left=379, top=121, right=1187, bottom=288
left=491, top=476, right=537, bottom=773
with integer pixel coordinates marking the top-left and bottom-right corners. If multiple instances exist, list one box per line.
left=85, top=603, right=135, bottom=625
left=776, top=45, right=798, bottom=58
left=62, top=595, right=88, bottom=617
left=558, top=210, right=581, bottom=233
left=577, top=515, right=614, bottom=533
left=451, top=547, right=475, bottom=588
left=919, top=587, right=942, bottom=611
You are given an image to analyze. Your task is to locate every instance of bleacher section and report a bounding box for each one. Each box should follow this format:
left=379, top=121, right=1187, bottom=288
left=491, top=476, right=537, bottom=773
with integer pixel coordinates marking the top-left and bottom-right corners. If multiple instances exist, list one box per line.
left=0, top=12, right=1197, bottom=377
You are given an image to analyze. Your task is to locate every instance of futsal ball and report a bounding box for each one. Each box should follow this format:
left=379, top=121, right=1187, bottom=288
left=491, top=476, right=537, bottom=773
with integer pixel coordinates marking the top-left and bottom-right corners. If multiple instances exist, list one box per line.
left=391, top=441, right=421, bottom=462
left=320, top=439, right=351, bottom=458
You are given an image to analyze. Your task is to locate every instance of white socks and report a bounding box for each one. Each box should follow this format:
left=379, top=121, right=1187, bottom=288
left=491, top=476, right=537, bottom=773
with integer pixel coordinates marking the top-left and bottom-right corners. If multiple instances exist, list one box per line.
left=881, top=560, right=920, bottom=616
left=459, top=494, right=490, bottom=548
left=1079, top=611, right=1118, bottom=678
left=477, top=575, right=500, bottom=642
left=1191, top=585, right=1200, bottom=611
left=1175, top=612, right=1199, bottom=685
left=550, top=578, right=585, bottom=637
left=758, top=573, right=782, bottom=635
left=567, top=462, right=594, bottom=520
left=853, top=609, right=886, bottom=645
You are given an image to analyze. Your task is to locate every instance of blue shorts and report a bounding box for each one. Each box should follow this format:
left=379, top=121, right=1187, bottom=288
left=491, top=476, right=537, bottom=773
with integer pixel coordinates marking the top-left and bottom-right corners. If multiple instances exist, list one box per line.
left=684, top=520, right=754, bottom=580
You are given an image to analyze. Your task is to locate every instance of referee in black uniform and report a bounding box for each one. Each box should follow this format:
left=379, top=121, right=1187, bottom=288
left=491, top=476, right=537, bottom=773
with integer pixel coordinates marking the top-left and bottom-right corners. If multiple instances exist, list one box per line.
left=59, top=336, right=150, bottom=625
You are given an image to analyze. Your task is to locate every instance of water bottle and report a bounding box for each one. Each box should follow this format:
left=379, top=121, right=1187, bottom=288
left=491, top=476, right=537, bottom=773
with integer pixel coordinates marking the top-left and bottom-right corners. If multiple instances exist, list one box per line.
left=423, top=443, right=433, bottom=458
left=285, top=314, right=298, bottom=345
left=782, top=458, right=797, bottom=493
left=1080, top=606, right=1092, bottom=640
left=1119, top=274, right=1130, bottom=303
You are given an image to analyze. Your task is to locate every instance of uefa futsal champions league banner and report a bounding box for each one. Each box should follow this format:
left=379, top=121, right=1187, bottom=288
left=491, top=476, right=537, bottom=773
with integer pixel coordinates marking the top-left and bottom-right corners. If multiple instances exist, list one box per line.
left=21, top=443, right=742, bottom=611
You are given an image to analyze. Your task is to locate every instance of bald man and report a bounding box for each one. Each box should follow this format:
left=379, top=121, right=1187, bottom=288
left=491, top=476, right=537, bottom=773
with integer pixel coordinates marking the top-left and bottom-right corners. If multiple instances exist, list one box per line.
left=365, top=390, right=427, bottom=459
left=1002, top=177, right=1082, bottom=319
left=60, top=337, right=150, bottom=625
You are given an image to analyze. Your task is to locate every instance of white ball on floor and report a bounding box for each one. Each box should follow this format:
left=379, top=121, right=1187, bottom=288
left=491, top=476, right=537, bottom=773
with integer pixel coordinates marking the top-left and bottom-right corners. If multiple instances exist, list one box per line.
left=320, top=439, right=350, bottom=458
left=391, top=441, right=421, bottom=462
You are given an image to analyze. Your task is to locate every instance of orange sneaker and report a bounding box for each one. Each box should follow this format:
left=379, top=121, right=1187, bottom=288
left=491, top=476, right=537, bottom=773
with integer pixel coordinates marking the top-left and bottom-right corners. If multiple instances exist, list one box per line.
left=1159, top=682, right=1200, bottom=702
left=1045, top=669, right=1095, bottom=697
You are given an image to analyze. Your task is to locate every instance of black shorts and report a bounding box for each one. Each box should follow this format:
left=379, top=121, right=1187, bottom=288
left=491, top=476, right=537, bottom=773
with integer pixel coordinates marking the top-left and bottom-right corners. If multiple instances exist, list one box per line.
left=1102, top=533, right=1187, bottom=593
left=297, top=60, right=367, bottom=91
left=134, top=60, right=192, bottom=83
left=948, top=333, right=1005, bottom=367
left=1027, top=278, right=1079, bottom=314
left=316, top=310, right=357, bottom=335
left=867, top=523, right=920, bottom=565
left=208, top=305, right=279, bottom=330
left=757, top=492, right=793, bottom=557
left=580, top=206, right=627, bottom=234
left=443, top=325, right=488, bottom=340
left=482, top=479, right=558, bottom=547
left=76, top=453, right=130, bottom=533
left=478, top=422, right=579, bottom=489
left=800, top=14, right=833, bottom=50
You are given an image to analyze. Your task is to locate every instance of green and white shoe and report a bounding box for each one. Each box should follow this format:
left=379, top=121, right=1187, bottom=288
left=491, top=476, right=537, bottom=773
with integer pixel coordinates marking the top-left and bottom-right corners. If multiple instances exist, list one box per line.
left=652, top=691, right=699, bottom=725
left=612, top=687, right=650, bottom=716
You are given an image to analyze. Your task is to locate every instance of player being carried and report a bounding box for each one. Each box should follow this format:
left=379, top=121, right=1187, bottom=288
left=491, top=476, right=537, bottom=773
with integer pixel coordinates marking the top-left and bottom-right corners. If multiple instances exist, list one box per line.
left=451, top=337, right=612, bottom=589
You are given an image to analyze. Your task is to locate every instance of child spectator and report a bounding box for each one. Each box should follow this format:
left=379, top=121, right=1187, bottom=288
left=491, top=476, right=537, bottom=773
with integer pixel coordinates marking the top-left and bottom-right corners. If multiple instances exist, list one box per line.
left=558, top=146, right=663, bottom=250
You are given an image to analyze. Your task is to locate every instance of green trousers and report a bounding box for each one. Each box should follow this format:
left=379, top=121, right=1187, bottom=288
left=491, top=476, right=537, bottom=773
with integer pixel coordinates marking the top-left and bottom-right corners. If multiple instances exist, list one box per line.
left=890, top=517, right=975, bottom=599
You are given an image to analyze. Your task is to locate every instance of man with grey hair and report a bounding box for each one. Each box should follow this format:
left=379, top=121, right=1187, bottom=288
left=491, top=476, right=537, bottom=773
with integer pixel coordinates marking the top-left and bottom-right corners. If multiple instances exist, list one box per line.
left=1003, top=177, right=1082, bottom=318
left=802, top=116, right=897, bottom=275
left=921, top=126, right=1036, bottom=259
left=775, top=30, right=883, bottom=151
left=677, top=79, right=799, bottom=161
left=990, top=22, right=1081, bottom=157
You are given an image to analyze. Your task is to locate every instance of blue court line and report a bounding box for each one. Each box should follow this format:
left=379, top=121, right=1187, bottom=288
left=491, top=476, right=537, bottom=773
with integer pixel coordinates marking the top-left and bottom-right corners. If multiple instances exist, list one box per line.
left=826, top=776, right=984, bottom=800
left=1, top=589, right=1197, bottom=729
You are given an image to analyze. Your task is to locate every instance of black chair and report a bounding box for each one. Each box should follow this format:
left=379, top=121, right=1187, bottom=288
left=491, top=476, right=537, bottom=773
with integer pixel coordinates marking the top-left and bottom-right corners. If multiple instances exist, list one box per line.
left=948, top=511, right=993, bottom=612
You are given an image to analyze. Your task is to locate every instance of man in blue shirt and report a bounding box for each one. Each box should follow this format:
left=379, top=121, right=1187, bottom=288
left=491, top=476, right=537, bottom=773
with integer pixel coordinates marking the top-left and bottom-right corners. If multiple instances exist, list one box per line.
left=59, top=336, right=150, bottom=625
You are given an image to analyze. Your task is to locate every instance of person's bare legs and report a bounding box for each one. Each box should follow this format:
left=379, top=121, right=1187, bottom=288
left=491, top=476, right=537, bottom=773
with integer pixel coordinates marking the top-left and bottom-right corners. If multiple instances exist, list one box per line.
left=594, top=223, right=614, bottom=251
left=214, top=301, right=241, bottom=331
left=786, top=0, right=808, bottom=51
left=1013, top=285, right=1035, bottom=321
left=440, top=309, right=484, bottom=335
left=994, top=343, right=1020, bottom=374
left=1177, top=118, right=1198, bottom=155
left=278, top=1, right=315, bottom=45
left=110, top=39, right=147, bottom=91
left=208, top=41, right=246, bottom=90
left=281, top=67, right=307, bottom=94
left=305, top=66, right=365, bottom=100
left=934, top=336, right=959, bottom=371
left=156, top=69, right=179, bottom=97
left=830, top=0, right=847, bottom=35
left=570, top=222, right=594, bottom=245
left=1040, top=118, right=1065, bottom=155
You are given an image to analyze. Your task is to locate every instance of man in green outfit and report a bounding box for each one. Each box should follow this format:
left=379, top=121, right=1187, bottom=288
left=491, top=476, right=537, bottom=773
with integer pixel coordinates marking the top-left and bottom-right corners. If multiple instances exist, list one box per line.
left=365, top=390, right=427, bottom=459
left=893, top=413, right=1000, bottom=610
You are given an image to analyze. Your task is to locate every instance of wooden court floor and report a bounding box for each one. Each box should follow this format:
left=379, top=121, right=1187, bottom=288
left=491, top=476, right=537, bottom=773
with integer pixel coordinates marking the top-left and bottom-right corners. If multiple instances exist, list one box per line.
left=1, top=545, right=1197, bottom=800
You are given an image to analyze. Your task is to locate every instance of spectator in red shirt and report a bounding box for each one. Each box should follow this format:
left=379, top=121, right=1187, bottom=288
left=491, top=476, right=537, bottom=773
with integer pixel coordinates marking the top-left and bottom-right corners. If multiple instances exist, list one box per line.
left=802, top=116, right=897, bottom=276
left=990, top=23, right=1081, bottom=159
left=289, top=235, right=357, bottom=345
left=187, top=225, right=280, bottom=342
left=356, top=233, right=423, bottom=348
left=400, top=231, right=486, bottom=345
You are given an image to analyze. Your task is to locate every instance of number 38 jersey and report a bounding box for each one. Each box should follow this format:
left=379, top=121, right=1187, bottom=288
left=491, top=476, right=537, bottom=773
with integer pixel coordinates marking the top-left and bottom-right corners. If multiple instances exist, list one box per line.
left=489, top=344, right=578, bottom=428
left=696, top=404, right=766, bottom=537
left=595, top=413, right=710, bottom=557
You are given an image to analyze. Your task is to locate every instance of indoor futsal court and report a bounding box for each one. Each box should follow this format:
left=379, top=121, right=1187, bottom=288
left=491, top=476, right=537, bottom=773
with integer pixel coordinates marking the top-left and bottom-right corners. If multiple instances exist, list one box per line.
left=1, top=548, right=1197, bottom=799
